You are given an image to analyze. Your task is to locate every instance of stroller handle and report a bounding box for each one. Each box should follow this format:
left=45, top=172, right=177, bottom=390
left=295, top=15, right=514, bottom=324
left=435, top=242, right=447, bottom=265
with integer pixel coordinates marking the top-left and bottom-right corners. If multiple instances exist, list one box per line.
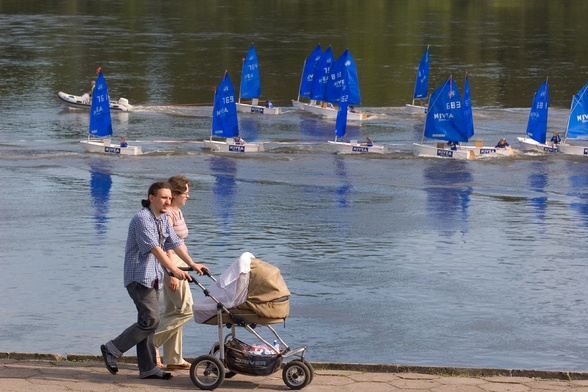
left=178, top=266, right=215, bottom=281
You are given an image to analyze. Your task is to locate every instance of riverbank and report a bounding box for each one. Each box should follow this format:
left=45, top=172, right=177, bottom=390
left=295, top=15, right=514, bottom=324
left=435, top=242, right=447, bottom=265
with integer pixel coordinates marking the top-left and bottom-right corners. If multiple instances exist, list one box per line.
left=1, top=353, right=588, bottom=391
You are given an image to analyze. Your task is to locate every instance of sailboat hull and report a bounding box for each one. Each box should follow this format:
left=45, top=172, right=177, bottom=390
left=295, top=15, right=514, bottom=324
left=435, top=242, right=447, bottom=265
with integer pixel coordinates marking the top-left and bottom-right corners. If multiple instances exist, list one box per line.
left=461, top=143, right=514, bottom=157
left=517, top=137, right=559, bottom=153
left=327, top=140, right=387, bottom=154
left=405, top=103, right=427, bottom=114
left=236, top=102, right=281, bottom=115
left=298, top=101, right=367, bottom=121
left=81, top=139, right=142, bottom=155
left=203, top=140, right=264, bottom=153
left=413, top=143, right=475, bottom=160
left=557, top=144, right=588, bottom=156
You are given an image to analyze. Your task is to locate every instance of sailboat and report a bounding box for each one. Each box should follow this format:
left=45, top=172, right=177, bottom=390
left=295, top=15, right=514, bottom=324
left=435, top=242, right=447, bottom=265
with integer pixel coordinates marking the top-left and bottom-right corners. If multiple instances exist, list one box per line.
left=405, top=45, right=430, bottom=114
left=235, top=44, right=280, bottom=115
left=413, top=75, right=474, bottom=159
left=327, top=70, right=385, bottom=154
left=296, top=47, right=366, bottom=121
left=292, top=44, right=323, bottom=110
left=517, top=78, right=557, bottom=153
left=204, top=71, right=264, bottom=153
left=80, top=70, right=142, bottom=155
left=460, top=75, right=513, bottom=157
left=558, top=82, right=588, bottom=156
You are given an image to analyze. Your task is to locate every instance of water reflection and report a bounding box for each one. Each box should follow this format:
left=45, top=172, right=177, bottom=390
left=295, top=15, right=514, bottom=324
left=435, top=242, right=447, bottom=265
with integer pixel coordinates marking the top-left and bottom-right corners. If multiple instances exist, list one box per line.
left=423, top=161, right=472, bottom=235
left=527, top=162, right=548, bottom=226
left=238, top=116, right=260, bottom=142
left=333, top=156, right=351, bottom=208
left=567, top=161, right=588, bottom=227
left=209, top=156, right=237, bottom=231
left=298, top=116, right=332, bottom=142
left=89, top=159, right=113, bottom=239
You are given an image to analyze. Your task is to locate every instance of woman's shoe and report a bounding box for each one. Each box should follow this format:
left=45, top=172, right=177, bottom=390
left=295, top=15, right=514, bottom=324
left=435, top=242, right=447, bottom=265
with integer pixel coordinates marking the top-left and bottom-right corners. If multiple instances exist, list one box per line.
left=166, top=361, right=191, bottom=370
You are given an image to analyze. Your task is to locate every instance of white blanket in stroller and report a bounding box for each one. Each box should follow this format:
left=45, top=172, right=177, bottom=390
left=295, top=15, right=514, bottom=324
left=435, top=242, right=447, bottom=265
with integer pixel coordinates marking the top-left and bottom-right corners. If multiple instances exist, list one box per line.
left=192, top=252, right=253, bottom=323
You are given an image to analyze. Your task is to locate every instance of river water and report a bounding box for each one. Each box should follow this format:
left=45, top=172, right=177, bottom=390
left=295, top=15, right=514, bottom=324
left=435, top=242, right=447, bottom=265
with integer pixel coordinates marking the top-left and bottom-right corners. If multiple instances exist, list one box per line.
left=1, top=0, right=588, bottom=371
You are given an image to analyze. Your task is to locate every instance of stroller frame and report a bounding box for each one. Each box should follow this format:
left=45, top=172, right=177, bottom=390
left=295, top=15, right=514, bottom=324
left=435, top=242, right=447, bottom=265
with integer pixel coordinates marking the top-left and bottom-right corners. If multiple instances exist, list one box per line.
left=186, top=269, right=313, bottom=390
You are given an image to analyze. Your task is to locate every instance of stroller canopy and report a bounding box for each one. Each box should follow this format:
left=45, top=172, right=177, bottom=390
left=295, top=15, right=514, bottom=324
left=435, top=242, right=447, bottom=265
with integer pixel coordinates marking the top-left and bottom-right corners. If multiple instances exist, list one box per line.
left=193, top=252, right=290, bottom=324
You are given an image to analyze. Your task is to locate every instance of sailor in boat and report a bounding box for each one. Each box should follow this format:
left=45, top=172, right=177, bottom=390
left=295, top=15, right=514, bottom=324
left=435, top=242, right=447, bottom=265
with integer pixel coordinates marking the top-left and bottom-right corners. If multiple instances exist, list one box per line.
left=495, top=138, right=509, bottom=148
left=447, top=140, right=460, bottom=150
left=233, top=135, right=246, bottom=145
left=120, top=137, right=128, bottom=148
left=265, top=98, right=274, bottom=108
left=361, top=137, right=373, bottom=147
left=550, top=131, right=561, bottom=148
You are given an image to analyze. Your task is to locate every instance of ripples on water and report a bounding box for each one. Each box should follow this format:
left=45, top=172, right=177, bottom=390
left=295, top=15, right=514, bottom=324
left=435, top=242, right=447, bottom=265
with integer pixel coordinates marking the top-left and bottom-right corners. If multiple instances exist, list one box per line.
left=1, top=104, right=588, bottom=371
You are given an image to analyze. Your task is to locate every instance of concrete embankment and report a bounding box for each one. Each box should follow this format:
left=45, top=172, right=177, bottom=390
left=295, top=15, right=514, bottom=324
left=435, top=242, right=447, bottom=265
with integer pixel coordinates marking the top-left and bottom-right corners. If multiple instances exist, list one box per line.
left=1, top=352, right=588, bottom=391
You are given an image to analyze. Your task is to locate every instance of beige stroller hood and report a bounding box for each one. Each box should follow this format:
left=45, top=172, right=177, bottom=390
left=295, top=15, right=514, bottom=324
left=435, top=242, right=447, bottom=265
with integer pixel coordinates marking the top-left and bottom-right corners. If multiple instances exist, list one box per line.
left=239, top=256, right=290, bottom=320
left=193, top=252, right=290, bottom=325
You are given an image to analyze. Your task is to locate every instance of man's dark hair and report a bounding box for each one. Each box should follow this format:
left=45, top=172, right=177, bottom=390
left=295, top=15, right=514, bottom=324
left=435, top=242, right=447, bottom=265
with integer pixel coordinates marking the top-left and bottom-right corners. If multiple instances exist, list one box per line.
left=141, top=181, right=171, bottom=208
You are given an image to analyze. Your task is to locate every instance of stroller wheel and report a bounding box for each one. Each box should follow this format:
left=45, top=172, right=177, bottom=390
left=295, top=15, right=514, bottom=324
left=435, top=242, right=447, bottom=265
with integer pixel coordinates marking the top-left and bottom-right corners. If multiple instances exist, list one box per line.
left=210, top=342, right=237, bottom=379
left=282, top=360, right=311, bottom=390
left=190, top=355, right=225, bottom=390
left=291, top=359, right=314, bottom=385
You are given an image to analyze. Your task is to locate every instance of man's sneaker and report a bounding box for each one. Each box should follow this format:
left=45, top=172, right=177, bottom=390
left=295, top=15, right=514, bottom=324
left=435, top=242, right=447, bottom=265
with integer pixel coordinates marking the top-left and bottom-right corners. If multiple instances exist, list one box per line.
left=101, top=344, right=118, bottom=374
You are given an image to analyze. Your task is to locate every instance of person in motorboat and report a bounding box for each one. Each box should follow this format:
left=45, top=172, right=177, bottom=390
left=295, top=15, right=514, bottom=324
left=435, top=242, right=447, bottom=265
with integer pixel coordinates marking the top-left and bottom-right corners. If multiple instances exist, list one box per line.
left=495, top=138, right=509, bottom=148
left=550, top=131, right=561, bottom=147
left=120, top=137, right=128, bottom=148
left=361, top=137, right=373, bottom=147
left=82, top=80, right=96, bottom=104
left=89, top=80, right=96, bottom=96
left=265, top=98, right=274, bottom=108
left=447, top=140, right=460, bottom=150
left=233, top=135, right=246, bottom=145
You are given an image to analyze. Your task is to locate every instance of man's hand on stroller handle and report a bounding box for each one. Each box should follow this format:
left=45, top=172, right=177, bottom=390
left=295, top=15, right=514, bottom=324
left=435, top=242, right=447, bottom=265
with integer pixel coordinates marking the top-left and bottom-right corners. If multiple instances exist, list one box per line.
left=190, top=262, right=209, bottom=276
left=168, top=267, right=192, bottom=281
left=167, top=264, right=210, bottom=282
left=179, top=265, right=212, bottom=277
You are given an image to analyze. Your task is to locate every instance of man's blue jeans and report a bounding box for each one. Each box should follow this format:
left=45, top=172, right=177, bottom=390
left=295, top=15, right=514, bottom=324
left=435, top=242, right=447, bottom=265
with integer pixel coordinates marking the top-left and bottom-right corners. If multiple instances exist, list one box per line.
left=106, top=282, right=160, bottom=375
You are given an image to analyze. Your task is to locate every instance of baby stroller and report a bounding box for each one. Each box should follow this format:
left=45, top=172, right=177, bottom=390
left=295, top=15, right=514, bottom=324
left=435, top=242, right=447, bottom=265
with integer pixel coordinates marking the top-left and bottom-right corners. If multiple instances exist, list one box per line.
left=187, top=252, right=313, bottom=390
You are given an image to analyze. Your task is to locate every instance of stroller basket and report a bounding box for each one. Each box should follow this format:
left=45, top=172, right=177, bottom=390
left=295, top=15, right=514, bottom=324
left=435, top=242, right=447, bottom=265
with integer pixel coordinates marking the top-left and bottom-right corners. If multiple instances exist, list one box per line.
left=225, top=338, right=282, bottom=376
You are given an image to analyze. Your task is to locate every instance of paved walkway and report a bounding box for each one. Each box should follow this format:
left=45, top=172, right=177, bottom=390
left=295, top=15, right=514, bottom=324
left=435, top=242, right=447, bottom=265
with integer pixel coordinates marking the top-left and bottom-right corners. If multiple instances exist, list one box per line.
left=1, top=353, right=588, bottom=391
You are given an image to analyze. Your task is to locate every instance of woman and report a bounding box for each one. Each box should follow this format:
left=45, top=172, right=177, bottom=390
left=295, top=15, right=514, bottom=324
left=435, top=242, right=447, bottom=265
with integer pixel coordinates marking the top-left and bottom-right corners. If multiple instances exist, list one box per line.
left=154, top=175, right=195, bottom=370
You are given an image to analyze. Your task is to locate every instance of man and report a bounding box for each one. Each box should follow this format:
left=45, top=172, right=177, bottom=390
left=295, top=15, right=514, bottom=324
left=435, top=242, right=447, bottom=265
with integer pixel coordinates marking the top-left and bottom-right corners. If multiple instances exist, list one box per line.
left=550, top=131, right=561, bottom=147
left=495, top=138, right=509, bottom=148
left=101, top=181, right=208, bottom=380
left=233, top=135, right=246, bottom=145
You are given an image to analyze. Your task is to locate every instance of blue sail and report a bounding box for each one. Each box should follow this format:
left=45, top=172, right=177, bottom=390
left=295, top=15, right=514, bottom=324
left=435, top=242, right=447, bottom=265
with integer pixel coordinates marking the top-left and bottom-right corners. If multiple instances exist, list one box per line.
left=299, top=44, right=323, bottom=98
left=565, top=82, right=588, bottom=140
left=424, top=75, right=468, bottom=143
left=335, top=76, right=350, bottom=138
left=463, top=75, right=474, bottom=139
left=89, top=71, right=113, bottom=138
left=413, top=46, right=430, bottom=100
left=239, top=44, right=261, bottom=100
left=325, top=49, right=361, bottom=105
left=310, top=46, right=334, bottom=101
left=525, top=78, right=549, bottom=144
left=212, top=72, right=239, bottom=138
